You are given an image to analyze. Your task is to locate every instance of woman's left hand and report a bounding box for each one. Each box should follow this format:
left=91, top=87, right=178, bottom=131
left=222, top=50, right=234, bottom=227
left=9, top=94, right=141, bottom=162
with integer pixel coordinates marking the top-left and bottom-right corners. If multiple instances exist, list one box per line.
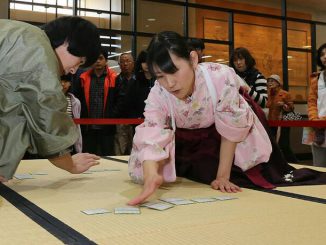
left=210, top=178, right=242, bottom=193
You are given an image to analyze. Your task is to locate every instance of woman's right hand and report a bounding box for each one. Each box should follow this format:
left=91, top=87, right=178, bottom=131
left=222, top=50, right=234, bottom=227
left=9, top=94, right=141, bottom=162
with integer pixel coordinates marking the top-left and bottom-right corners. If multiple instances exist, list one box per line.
left=128, top=161, right=164, bottom=206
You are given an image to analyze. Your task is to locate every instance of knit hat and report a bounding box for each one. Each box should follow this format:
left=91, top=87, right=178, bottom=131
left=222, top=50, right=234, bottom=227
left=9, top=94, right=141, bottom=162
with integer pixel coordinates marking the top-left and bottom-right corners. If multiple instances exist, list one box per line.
left=267, top=74, right=282, bottom=85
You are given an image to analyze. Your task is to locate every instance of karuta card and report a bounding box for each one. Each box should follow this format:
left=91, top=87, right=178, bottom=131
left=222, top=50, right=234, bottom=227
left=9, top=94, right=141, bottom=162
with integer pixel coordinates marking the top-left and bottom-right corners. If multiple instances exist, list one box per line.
left=214, top=196, right=238, bottom=201
left=114, top=207, right=141, bottom=214
left=88, top=169, right=121, bottom=172
left=14, top=174, right=35, bottom=180
left=30, top=172, right=48, bottom=175
left=142, top=202, right=174, bottom=211
left=81, top=208, right=111, bottom=215
left=160, top=198, right=195, bottom=205
left=191, top=197, right=217, bottom=203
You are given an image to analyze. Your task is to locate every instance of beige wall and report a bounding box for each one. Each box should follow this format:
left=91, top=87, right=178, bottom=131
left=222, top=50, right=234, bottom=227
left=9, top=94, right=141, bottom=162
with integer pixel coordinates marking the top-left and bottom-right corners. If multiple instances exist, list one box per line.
left=0, top=0, right=9, bottom=19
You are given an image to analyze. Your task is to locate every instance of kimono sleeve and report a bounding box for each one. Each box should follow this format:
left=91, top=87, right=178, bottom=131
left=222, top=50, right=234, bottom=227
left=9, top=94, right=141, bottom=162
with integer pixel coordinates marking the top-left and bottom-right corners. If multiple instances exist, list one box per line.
left=128, top=85, right=176, bottom=183
left=214, top=68, right=254, bottom=143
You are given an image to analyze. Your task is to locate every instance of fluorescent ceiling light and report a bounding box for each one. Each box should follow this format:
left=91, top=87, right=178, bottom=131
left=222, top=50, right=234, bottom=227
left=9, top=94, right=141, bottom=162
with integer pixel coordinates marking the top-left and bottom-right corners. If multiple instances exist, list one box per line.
left=202, top=55, right=212, bottom=59
left=147, top=18, right=156, bottom=22
left=100, top=35, right=122, bottom=40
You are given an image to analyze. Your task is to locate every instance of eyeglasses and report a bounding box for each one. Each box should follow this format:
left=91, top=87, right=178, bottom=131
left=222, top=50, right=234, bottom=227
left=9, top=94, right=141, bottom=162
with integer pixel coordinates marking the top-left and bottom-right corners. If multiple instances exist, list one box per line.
left=119, top=61, right=133, bottom=65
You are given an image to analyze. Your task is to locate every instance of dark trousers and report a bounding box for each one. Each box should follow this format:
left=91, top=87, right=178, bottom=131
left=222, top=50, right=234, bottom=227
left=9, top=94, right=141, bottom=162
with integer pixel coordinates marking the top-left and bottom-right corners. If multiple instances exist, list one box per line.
left=82, top=129, right=115, bottom=156
left=270, top=126, right=298, bottom=163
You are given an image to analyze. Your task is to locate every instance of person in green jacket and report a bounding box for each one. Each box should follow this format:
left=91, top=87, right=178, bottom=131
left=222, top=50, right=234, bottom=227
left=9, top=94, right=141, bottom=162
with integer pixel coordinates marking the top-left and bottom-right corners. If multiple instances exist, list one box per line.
left=0, top=16, right=102, bottom=182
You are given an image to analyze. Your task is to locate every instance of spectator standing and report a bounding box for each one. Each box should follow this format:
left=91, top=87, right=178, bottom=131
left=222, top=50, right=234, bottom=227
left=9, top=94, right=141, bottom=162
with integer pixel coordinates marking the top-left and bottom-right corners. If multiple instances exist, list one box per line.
left=60, top=74, right=83, bottom=153
left=75, top=50, right=117, bottom=156
left=125, top=50, right=155, bottom=119
left=266, top=74, right=298, bottom=163
left=303, top=43, right=326, bottom=167
left=231, top=47, right=268, bottom=108
left=114, top=53, right=135, bottom=155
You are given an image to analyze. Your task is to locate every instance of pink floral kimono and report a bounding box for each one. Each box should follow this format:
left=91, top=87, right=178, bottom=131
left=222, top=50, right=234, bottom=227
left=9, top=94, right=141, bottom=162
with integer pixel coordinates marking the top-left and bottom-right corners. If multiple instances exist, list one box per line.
left=128, top=63, right=272, bottom=184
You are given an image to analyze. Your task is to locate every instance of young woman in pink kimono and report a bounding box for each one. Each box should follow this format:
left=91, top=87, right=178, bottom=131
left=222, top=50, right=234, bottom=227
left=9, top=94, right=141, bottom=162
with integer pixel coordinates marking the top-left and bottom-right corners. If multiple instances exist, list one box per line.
left=128, top=31, right=326, bottom=205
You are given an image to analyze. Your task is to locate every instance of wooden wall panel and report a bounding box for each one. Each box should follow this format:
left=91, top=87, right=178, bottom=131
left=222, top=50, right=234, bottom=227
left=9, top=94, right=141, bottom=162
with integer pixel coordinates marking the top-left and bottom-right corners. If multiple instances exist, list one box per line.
left=195, top=0, right=312, bottom=102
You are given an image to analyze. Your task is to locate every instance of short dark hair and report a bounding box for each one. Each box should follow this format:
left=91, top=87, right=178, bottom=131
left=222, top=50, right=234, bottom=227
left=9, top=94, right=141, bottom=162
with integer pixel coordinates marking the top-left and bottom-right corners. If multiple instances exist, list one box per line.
left=230, top=47, right=256, bottom=71
left=43, top=16, right=101, bottom=67
left=100, top=49, right=108, bottom=60
left=317, top=43, right=326, bottom=70
left=147, top=31, right=190, bottom=77
left=60, top=74, right=72, bottom=81
left=187, top=38, right=205, bottom=51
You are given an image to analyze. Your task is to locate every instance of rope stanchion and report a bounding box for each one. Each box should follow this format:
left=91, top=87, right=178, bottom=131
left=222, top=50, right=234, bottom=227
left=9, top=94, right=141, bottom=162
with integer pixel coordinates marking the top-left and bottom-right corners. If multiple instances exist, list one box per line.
left=73, top=118, right=144, bottom=125
left=268, top=120, right=326, bottom=127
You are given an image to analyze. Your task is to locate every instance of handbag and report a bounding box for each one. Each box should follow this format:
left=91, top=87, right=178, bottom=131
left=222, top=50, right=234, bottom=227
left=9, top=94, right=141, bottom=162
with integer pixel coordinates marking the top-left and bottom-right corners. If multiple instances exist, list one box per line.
left=282, top=111, right=302, bottom=121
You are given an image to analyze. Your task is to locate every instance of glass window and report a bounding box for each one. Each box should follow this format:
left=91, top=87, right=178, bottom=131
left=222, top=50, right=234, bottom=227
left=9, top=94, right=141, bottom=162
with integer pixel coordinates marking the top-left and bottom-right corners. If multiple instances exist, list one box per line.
left=203, top=43, right=229, bottom=65
left=288, top=51, right=311, bottom=102
left=287, top=21, right=311, bottom=50
left=189, top=0, right=282, bottom=16
left=316, top=24, right=326, bottom=51
left=189, top=7, right=229, bottom=40
left=287, top=0, right=326, bottom=22
left=103, top=34, right=133, bottom=73
left=137, top=0, right=184, bottom=34
left=234, top=14, right=283, bottom=78
left=77, top=0, right=125, bottom=30
left=137, top=36, right=153, bottom=55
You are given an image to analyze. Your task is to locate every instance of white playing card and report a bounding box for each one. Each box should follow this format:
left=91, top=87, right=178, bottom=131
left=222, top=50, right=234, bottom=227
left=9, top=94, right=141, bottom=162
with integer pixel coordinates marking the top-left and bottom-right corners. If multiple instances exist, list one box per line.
left=104, top=169, right=121, bottom=172
left=191, top=197, right=217, bottom=203
left=160, top=198, right=195, bottom=205
left=88, top=169, right=121, bottom=172
left=142, top=202, right=174, bottom=211
left=14, top=174, right=35, bottom=180
left=30, top=172, right=48, bottom=175
left=81, top=208, right=111, bottom=215
left=214, top=196, right=238, bottom=201
left=114, top=207, right=141, bottom=214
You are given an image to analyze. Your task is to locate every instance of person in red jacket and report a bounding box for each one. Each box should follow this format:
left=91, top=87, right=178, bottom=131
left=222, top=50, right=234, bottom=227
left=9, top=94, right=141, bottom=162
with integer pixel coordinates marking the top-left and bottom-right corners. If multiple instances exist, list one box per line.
left=74, top=50, right=118, bottom=156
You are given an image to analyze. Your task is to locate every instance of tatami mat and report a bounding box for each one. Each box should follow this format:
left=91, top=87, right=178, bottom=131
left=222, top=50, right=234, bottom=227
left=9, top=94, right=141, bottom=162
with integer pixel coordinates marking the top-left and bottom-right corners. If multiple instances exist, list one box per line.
left=0, top=197, right=61, bottom=245
left=3, top=158, right=326, bottom=244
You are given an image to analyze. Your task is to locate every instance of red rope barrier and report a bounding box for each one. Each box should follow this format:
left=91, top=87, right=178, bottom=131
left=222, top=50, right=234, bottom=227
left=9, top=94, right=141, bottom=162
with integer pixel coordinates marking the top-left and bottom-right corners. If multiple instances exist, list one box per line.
left=73, top=118, right=326, bottom=128
left=268, top=120, right=326, bottom=127
left=73, top=118, right=144, bottom=125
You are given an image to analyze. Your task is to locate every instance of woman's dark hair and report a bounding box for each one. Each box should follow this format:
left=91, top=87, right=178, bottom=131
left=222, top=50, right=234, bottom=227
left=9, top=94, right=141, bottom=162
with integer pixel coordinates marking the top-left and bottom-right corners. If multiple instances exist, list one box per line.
left=135, top=50, right=149, bottom=81
left=230, top=47, right=256, bottom=71
left=146, top=31, right=190, bottom=77
left=317, top=43, right=326, bottom=70
left=43, top=16, right=101, bottom=67
left=135, top=50, right=147, bottom=72
left=187, top=38, right=205, bottom=51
